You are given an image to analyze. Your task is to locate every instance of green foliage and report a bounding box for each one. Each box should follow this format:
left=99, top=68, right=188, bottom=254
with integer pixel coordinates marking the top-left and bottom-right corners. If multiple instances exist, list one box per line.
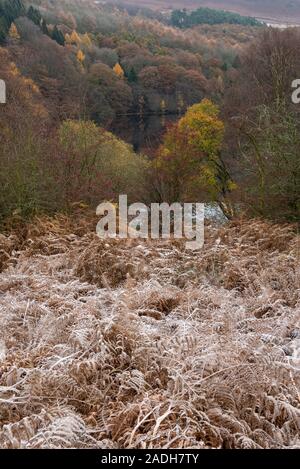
left=0, top=0, right=51, bottom=44
left=0, top=116, right=149, bottom=220
left=171, top=7, right=261, bottom=29
left=0, top=16, right=8, bottom=43
left=27, top=5, right=41, bottom=26
left=127, top=67, right=138, bottom=83
left=0, top=130, right=53, bottom=219
left=0, top=0, right=25, bottom=44
left=51, top=25, right=65, bottom=45
left=58, top=120, right=149, bottom=204
left=2, top=0, right=25, bottom=21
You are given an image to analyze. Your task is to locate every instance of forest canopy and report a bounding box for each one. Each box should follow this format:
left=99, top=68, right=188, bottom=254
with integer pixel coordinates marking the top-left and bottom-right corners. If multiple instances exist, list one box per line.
left=0, top=0, right=298, bottom=223
left=170, top=7, right=262, bottom=29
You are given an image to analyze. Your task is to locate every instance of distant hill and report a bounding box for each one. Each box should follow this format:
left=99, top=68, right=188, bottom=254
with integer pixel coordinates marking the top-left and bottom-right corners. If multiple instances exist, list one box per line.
left=107, top=1, right=300, bottom=24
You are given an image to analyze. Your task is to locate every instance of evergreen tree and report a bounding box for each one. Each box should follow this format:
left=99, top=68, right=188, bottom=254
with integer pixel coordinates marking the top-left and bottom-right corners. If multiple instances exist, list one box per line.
left=0, top=0, right=25, bottom=44
left=51, top=25, right=65, bottom=46
left=27, top=5, right=41, bottom=26
left=171, top=9, right=188, bottom=28
left=0, top=15, right=9, bottom=44
left=127, top=67, right=137, bottom=83
left=171, top=7, right=261, bottom=28
left=4, top=0, right=25, bottom=22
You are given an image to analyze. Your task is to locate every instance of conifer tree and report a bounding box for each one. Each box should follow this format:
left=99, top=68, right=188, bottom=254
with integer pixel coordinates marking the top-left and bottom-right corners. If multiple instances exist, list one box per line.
left=27, top=5, right=41, bottom=26
left=52, top=25, right=65, bottom=46
left=127, top=67, right=137, bottom=83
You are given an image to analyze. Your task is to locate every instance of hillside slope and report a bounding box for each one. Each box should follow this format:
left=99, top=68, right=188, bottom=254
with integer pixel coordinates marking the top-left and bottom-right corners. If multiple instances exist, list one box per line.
left=0, top=216, right=299, bottom=448
left=108, top=0, right=300, bottom=23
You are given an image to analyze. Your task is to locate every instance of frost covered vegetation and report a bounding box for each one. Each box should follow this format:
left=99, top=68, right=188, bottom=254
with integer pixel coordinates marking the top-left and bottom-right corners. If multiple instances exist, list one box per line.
left=0, top=215, right=299, bottom=448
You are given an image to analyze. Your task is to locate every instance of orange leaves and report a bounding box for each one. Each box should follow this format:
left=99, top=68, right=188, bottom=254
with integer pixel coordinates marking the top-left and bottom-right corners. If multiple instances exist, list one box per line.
left=113, top=62, right=125, bottom=79
left=76, top=49, right=85, bottom=65
left=8, top=23, right=20, bottom=41
left=0, top=47, right=48, bottom=131
left=66, top=30, right=81, bottom=45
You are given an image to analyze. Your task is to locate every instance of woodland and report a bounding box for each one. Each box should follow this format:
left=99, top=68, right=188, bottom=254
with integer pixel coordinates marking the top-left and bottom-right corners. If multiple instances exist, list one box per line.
left=0, top=0, right=299, bottom=450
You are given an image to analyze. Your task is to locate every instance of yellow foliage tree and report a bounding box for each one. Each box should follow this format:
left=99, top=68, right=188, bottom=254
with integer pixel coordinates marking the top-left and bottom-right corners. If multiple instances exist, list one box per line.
left=113, top=63, right=124, bottom=79
left=58, top=120, right=148, bottom=202
left=77, top=49, right=85, bottom=65
left=69, top=30, right=81, bottom=45
left=81, top=33, right=92, bottom=47
left=9, top=23, right=20, bottom=41
left=154, top=99, right=234, bottom=210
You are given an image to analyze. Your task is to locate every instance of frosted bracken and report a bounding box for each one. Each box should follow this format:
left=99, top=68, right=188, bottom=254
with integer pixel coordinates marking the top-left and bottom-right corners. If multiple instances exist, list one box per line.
left=0, top=216, right=299, bottom=449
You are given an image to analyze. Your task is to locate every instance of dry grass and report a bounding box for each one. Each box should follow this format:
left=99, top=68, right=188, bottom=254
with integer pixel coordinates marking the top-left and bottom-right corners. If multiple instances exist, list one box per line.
left=0, top=216, right=299, bottom=449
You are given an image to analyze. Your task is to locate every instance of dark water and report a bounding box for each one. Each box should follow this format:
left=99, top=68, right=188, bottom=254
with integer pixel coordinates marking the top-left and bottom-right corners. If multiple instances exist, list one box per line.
left=109, top=114, right=180, bottom=154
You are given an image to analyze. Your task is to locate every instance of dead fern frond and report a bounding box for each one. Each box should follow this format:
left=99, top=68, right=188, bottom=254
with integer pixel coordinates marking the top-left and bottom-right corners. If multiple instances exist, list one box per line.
left=0, top=217, right=298, bottom=448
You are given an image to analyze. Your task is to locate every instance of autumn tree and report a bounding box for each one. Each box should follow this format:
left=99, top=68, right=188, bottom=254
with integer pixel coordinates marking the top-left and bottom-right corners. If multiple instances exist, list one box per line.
left=113, top=62, right=125, bottom=79
left=225, top=28, right=300, bottom=115
left=8, top=22, right=20, bottom=41
left=81, top=32, right=91, bottom=47
left=237, top=106, right=300, bottom=221
left=27, top=5, right=41, bottom=27
left=224, top=28, right=300, bottom=221
left=58, top=120, right=148, bottom=204
left=0, top=47, right=52, bottom=220
left=138, top=64, right=207, bottom=113
left=88, top=63, right=132, bottom=122
left=139, top=65, right=177, bottom=94
left=154, top=99, right=234, bottom=213
left=67, top=29, right=81, bottom=45
left=76, top=49, right=85, bottom=66
left=93, top=47, right=119, bottom=67
left=14, top=18, right=84, bottom=119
